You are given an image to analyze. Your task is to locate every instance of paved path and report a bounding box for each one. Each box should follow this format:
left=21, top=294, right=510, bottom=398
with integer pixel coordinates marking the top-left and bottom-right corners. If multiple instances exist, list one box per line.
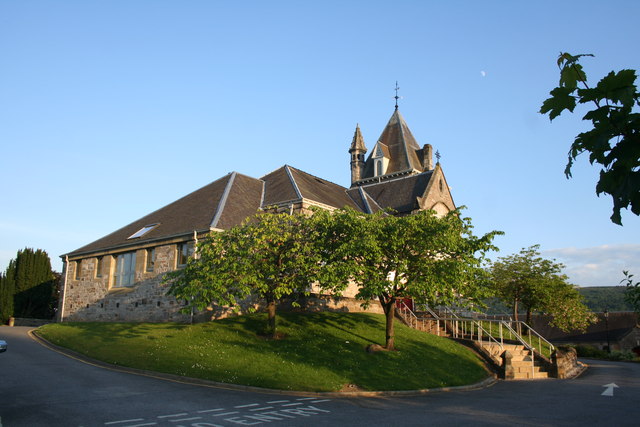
left=1, top=326, right=639, bottom=426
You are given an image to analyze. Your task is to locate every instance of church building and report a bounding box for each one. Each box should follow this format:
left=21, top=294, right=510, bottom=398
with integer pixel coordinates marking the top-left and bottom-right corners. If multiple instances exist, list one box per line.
left=58, top=107, right=455, bottom=322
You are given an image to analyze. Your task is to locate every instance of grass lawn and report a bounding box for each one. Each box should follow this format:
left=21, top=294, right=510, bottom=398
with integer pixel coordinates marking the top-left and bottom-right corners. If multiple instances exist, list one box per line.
left=37, top=312, right=489, bottom=392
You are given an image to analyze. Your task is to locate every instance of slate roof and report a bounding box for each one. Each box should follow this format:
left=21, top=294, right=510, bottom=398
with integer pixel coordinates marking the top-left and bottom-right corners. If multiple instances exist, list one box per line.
left=64, top=109, right=445, bottom=259
left=530, top=312, right=639, bottom=343
left=348, top=171, right=434, bottom=214
left=360, top=109, right=423, bottom=178
left=65, top=166, right=362, bottom=258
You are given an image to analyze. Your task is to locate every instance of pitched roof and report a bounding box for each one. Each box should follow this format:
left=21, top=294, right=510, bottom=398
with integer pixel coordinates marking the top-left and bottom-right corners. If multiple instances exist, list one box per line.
left=531, top=312, right=639, bottom=343
left=361, top=109, right=423, bottom=178
left=66, top=172, right=263, bottom=257
left=65, top=166, right=361, bottom=258
left=348, top=171, right=434, bottom=214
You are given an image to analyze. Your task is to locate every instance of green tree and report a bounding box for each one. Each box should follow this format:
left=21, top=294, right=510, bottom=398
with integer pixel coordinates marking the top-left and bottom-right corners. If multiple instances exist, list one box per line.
left=540, top=52, right=640, bottom=225
left=0, top=265, right=16, bottom=323
left=13, top=248, right=57, bottom=318
left=622, top=270, right=640, bottom=313
left=167, top=212, right=325, bottom=338
left=0, top=249, right=57, bottom=320
left=490, top=246, right=594, bottom=332
left=317, top=208, right=501, bottom=351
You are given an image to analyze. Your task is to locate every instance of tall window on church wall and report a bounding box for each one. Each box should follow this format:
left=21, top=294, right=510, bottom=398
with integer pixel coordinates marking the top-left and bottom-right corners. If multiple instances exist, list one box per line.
left=113, top=252, right=137, bottom=287
left=177, top=242, right=194, bottom=268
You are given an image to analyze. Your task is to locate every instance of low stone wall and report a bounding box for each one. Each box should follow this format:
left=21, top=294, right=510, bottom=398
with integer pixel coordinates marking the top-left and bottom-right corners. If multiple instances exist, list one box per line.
left=552, top=346, right=585, bottom=379
left=8, top=318, right=54, bottom=327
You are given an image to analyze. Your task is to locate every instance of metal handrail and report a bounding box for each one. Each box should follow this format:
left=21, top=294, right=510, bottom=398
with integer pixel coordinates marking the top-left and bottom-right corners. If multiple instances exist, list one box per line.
left=517, top=320, right=555, bottom=357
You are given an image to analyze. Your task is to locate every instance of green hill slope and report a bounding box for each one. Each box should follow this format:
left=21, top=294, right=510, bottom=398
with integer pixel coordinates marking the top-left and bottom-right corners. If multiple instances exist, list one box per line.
left=38, top=312, right=489, bottom=392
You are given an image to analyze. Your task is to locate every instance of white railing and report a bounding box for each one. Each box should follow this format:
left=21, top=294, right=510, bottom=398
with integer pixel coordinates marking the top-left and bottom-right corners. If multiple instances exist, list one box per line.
left=398, top=303, right=555, bottom=359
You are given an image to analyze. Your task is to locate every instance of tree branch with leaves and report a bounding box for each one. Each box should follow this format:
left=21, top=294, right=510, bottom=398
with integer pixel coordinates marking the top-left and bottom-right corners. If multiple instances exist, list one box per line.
left=540, top=52, right=640, bottom=225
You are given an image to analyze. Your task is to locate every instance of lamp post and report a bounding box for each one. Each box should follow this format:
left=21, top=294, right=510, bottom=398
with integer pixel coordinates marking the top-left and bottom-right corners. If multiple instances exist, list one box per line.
left=603, top=309, right=611, bottom=354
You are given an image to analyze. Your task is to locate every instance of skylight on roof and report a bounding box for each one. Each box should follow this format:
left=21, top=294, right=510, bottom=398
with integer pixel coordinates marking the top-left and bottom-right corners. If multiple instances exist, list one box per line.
left=127, top=224, right=159, bottom=240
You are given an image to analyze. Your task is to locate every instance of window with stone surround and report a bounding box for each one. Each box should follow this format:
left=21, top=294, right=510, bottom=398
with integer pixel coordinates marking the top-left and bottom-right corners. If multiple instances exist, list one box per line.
left=146, top=248, right=155, bottom=272
left=176, top=242, right=194, bottom=268
left=95, top=256, right=103, bottom=278
left=75, top=260, right=82, bottom=280
left=112, top=251, right=137, bottom=288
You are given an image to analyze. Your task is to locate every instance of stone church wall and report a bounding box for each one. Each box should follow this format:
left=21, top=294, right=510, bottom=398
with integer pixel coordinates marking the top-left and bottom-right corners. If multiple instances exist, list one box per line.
left=61, top=244, right=190, bottom=322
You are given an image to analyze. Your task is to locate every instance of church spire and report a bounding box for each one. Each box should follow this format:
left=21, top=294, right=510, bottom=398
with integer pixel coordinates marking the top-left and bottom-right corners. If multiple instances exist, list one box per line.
left=349, top=124, right=367, bottom=185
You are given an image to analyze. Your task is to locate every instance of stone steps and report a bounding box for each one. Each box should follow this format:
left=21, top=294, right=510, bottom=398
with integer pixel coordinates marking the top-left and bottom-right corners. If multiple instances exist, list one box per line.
left=398, top=310, right=553, bottom=380
left=479, top=342, right=550, bottom=380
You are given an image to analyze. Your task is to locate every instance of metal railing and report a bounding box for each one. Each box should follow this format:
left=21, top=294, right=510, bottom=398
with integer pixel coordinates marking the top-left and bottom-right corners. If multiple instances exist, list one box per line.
left=397, top=302, right=555, bottom=360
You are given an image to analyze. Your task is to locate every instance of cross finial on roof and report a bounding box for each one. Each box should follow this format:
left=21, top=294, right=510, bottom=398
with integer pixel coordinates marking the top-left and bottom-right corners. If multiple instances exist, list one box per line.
left=394, top=81, right=401, bottom=110
left=435, top=150, right=441, bottom=164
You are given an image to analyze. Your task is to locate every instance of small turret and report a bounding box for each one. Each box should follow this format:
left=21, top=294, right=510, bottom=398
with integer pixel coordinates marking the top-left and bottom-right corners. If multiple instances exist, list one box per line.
left=349, top=124, right=367, bottom=185
left=422, top=144, right=434, bottom=171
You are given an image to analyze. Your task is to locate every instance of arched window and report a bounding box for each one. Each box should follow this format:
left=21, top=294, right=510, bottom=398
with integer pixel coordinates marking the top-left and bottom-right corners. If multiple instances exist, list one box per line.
left=376, top=160, right=383, bottom=176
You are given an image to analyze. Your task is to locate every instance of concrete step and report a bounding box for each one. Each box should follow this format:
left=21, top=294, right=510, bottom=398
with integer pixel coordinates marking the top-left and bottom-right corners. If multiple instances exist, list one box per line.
left=513, top=371, right=549, bottom=380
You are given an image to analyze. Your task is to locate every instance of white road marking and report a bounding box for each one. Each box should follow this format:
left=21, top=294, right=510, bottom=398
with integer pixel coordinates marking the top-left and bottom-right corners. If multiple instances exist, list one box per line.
left=211, top=411, right=240, bottom=417
left=157, top=413, right=188, bottom=419
left=105, top=419, right=145, bottom=425
left=234, top=403, right=259, bottom=408
left=168, top=417, right=202, bottom=422
left=266, top=400, right=289, bottom=404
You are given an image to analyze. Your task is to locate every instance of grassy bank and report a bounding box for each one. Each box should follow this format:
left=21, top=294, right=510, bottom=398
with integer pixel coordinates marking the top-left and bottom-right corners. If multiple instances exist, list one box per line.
left=38, top=312, right=489, bottom=392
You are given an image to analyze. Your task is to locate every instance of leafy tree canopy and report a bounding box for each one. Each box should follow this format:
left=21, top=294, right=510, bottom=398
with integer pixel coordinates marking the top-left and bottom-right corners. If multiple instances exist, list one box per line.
left=315, top=208, right=502, bottom=350
left=622, top=271, right=640, bottom=313
left=540, top=52, right=640, bottom=225
left=489, top=245, right=595, bottom=332
left=166, top=211, right=327, bottom=337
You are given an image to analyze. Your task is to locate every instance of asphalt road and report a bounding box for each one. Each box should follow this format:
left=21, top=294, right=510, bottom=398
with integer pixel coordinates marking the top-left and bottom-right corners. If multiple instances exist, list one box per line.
left=1, top=326, right=639, bottom=426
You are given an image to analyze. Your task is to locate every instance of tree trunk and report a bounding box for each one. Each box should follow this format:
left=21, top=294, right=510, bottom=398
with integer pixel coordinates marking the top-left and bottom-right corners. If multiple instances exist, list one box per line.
left=380, top=295, right=396, bottom=350
left=513, top=299, right=521, bottom=335
left=266, top=298, right=277, bottom=339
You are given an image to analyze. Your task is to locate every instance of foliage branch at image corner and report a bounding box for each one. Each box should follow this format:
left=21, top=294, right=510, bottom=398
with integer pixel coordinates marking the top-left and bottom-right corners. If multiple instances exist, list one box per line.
left=622, top=270, right=640, bottom=314
left=540, top=52, right=640, bottom=225
left=166, top=207, right=502, bottom=350
left=489, top=245, right=595, bottom=332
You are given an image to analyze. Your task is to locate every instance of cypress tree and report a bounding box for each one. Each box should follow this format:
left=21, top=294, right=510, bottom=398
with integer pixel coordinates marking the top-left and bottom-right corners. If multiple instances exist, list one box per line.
left=8, top=248, right=57, bottom=319
left=0, top=265, right=16, bottom=323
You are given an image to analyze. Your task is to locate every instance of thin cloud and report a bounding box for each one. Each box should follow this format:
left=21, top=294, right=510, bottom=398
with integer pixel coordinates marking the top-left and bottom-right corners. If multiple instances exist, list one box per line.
left=543, top=244, right=640, bottom=287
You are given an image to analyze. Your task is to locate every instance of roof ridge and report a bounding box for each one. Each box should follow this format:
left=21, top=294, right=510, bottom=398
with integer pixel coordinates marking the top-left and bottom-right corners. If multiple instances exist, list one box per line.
left=284, top=165, right=303, bottom=199
left=358, top=169, right=433, bottom=188
left=358, top=186, right=372, bottom=213
left=286, top=165, right=349, bottom=190
left=210, top=172, right=237, bottom=228
left=395, top=110, right=413, bottom=169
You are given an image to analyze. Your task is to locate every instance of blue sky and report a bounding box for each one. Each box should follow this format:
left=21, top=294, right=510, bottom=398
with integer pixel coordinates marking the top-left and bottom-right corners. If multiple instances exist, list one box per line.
left=1, top=0, right=639, bottom=287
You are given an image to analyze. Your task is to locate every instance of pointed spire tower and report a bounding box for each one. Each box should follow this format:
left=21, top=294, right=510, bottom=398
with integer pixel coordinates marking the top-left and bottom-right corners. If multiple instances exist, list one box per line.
left=349, top=124, right=367, bottom=185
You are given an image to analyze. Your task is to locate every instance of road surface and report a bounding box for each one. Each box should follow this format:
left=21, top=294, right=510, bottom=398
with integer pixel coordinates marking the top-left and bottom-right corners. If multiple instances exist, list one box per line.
left=1, top=326, right=638, bottom=426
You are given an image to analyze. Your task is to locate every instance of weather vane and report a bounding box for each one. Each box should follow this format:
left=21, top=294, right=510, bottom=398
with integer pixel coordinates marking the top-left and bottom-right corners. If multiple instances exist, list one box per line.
left=394, top=81, right=401, bottom=110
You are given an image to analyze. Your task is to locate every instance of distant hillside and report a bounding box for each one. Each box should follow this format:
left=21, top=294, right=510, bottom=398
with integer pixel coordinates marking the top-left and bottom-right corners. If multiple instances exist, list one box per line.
left=480, top=286, right=634, bottom=316
left=577, top=286, right=634, bottom=312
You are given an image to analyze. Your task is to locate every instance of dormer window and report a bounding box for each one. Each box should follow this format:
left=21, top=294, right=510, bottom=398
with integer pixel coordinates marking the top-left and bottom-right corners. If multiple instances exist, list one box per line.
left=372, top=141, right=390, bottom=177
left=375, top=160, right=383, bottom=176
left=128, top=223, right=159, bottom=240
